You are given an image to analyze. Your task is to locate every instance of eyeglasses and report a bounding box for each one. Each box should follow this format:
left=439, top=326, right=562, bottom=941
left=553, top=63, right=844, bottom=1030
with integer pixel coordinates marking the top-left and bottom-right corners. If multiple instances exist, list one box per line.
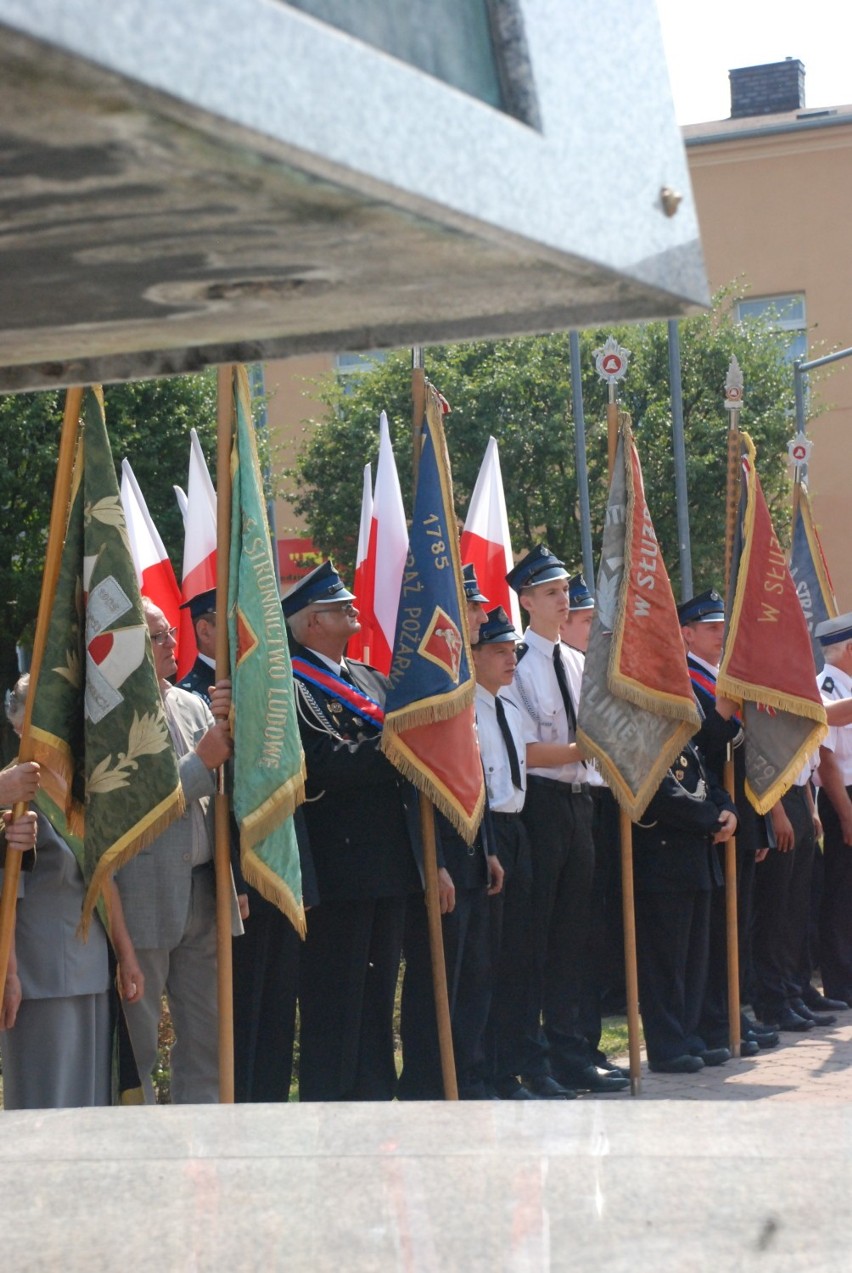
left=150, top=626, right=178, bottom=645
left=314, top=602, right=357, bottom=615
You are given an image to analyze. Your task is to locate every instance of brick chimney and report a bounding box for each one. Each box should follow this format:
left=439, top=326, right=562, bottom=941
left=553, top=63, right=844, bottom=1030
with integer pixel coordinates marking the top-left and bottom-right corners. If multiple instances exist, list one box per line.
left=729, top=58, right=805, bottom=118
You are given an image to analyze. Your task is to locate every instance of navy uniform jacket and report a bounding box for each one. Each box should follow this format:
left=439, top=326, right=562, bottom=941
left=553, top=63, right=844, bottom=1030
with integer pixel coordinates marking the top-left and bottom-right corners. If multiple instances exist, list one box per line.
left=177, top=656, right=215, bottom=704
left=291, top=642, right=422, bottom=903
left=687, top=654, right=770, bottom=855
left=436, top=815, right=489, bottom=891
left=633, top=741, right=735, bottom=893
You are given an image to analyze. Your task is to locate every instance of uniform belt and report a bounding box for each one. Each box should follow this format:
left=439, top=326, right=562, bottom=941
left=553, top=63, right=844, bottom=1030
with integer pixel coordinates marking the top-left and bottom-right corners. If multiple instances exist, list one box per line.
left=528, top=775, right=590, bottom=795
left=491, top=809, right=524, bottom=821
left=191, top=859, right=215, bottom=876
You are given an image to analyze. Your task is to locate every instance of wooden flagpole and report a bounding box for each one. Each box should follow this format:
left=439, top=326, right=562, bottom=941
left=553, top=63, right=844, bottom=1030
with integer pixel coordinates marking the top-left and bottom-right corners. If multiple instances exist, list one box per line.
left=411, top=346, right=458, bottom=1101
left=0, top=387, right=84, bottom=994
left=722, top=356, right=743, bottom=1059
left=596, top=340, right=642, bottom=1095
left=215, top=364, right=236, bottom=1102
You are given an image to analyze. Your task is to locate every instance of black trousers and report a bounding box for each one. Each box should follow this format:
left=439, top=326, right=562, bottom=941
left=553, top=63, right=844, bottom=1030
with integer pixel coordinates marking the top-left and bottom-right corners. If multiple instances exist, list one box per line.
left=298, top=895, right=406, bottom=1101
left=233, top=887, right=300, bottom=1103
left=636, top=888, right=712, bottom=1063
left=485, top=812, right=534, bottom=1087
left=520, top=780, right=595, bottom=1080
left=818, top=785, right=852, bottom=1001
left=751, top=786, right=814, bottom=1020
left=578, top=786, right=622, bottom=1058
left=699, top=844, right=755, bottom=1046
left=397, top=883, right=493, bottom=1099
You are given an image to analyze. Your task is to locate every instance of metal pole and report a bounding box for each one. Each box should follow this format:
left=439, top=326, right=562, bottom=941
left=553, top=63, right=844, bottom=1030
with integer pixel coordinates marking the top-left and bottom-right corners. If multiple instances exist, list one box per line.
left=793, top=358, right=807, bottom=440
left=667, top=320, right=693, bottom=601
left=569, top=330, right=594, bottom=586
left=794, top=345, right=852, bottom=479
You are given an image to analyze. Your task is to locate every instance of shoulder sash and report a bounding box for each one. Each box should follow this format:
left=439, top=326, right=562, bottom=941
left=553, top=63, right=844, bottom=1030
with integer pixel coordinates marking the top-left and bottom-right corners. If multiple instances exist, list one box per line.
left=291, top=657, right=385, bottom=726
left=688, top=665, right=718, bottom=700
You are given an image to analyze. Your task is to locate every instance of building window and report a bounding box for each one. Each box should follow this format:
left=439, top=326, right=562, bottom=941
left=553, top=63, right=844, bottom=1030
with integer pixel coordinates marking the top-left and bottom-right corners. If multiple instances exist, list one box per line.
left=335, top=351, right=388, bottom=392
left=736, top=294, right=807, bottom=363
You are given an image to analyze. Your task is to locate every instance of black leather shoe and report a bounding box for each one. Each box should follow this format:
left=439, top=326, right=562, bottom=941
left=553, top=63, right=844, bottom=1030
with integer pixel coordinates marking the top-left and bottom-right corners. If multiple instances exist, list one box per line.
left=801, top=986, right=849, bottom=1012
left=765, top=1006, right=814, bottom=1032
left=596, top=1059, right=629, bottom=1079
left=697, top=1047, right=731, bottom=1067
left=649, top=1054, right=704, bottom=1074
left=566, top=1064, right=630, bottom=1093
left=742, top=1015, right=771, bottom=1036
left=744, top=1028, right=778, bottom=1050
left=739, top=1037, right=760, bottom=1057
left=459, top=1082, right=500, bottom=1100
left=523, top=1074, right=577, bottom=1099
left=496, top=1080, right=539, bottom=1101
left=790, top=998, right=836, bottom=1027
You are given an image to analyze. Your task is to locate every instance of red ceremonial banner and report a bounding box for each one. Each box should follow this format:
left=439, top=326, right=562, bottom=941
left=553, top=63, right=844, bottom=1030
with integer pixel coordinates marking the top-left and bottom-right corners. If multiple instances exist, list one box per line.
left=717, top=432, right=827, bottom=812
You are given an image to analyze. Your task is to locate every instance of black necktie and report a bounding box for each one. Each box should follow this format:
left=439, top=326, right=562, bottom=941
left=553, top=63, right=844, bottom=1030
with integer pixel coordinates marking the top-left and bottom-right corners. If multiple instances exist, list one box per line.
left=495, top=696, right=523, bottom=790
left=553, top=645, right=577, bottom=733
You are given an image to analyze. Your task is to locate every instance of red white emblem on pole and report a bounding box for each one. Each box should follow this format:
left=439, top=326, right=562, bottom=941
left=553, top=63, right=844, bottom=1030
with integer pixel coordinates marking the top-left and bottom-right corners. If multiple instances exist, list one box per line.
left=786, top=432, right=812, bottom=472
left=594, top=336, right=630, bottom=384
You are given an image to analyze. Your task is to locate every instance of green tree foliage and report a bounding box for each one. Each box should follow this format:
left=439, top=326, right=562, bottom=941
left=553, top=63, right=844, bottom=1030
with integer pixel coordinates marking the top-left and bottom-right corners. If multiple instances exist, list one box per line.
left=288, top=292, right=799, bottom=599
left=0, top=374, right=217, bottom=691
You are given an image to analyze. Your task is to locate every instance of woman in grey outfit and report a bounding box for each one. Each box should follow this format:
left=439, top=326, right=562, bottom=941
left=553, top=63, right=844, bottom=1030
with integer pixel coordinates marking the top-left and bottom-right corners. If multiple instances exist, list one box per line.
left=1, top=675, right=143, bottom=1109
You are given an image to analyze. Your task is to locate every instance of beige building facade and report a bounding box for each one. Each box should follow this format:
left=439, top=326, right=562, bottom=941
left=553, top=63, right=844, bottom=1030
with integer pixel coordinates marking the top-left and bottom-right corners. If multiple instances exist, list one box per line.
left=264, top=353, right=333, bottom=586
left=685, top=60, right=852, bottom=605
left=267, top=60, right=852, bottom=604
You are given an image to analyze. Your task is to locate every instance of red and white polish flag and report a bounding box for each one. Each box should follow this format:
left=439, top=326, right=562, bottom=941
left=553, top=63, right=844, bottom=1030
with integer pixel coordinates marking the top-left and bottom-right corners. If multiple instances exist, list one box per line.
left=459, top=436, right=521, bottom=630
left=348, top=463, right=374, bottom=663
left=368, top=411, right=408, bottom=675
left=120, top=458, right=183, bottom=661
left=176, top=429, right=217, bottom=679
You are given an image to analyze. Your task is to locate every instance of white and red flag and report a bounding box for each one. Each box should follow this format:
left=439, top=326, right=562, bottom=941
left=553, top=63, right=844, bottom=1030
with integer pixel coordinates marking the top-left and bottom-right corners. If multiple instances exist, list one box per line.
left=459, top=437, right=521, bottom=630
left=366, top=411, right=408, bottom=675
left=120, top=458, right=182, bottom=664
left=177, top=429, right=217, bottom=679
left=347, top=463, right=374, bottom=663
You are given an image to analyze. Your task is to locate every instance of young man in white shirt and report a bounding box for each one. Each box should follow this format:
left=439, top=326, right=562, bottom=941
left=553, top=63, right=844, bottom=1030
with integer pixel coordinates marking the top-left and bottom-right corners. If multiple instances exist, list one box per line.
left=504, top=545, right=627, bottom=1097
left=472, top=605, right=541, bottom=1099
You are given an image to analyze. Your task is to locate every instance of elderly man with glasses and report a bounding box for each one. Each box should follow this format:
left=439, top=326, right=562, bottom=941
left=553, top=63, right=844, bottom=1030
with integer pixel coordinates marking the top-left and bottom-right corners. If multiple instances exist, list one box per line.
left=114, top=597, right=240, bottom=1103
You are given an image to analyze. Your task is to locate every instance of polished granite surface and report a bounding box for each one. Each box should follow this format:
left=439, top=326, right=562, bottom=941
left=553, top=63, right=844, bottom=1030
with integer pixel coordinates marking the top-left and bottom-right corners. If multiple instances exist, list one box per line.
left=4, top=1101, right=852, bottom=1270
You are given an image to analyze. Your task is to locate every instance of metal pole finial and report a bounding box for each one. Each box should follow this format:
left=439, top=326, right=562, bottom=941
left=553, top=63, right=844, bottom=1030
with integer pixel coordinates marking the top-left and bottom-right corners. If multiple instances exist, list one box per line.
left=724, top=356, right=744, bottom=411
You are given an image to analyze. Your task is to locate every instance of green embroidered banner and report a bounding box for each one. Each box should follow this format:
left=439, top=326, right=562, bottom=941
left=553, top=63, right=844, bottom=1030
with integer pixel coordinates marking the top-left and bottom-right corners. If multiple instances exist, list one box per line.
left=29, top=387, right=184, bottom=929
left=228, top=367, right=306, bottom=936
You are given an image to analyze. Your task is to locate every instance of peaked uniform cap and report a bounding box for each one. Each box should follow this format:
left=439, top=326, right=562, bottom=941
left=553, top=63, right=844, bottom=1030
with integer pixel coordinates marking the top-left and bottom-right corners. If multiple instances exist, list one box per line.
left=476, top=605, right=519, bottom=645
left=568, top=573, right=594, bottom=610
left=462, top=562, right=489, bottom=603
left=677, top=589, right=726, bottom=626
left=506, top=544, right=568, bottom=593
left=281, top=559, right=355, bottom=619
left=815, top=611, right=852, bottom=646
left=179, top=588, right=217, bottom=619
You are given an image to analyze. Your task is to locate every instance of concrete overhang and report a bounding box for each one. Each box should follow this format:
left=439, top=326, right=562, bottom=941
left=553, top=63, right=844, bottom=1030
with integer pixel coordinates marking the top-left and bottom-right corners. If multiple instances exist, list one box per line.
left=0, top=0, right=708, bottom=391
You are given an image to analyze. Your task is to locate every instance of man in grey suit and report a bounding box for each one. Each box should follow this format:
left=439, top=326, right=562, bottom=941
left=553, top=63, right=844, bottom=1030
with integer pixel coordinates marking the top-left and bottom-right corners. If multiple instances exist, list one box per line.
left=116, top=599, right=236, bottom=1104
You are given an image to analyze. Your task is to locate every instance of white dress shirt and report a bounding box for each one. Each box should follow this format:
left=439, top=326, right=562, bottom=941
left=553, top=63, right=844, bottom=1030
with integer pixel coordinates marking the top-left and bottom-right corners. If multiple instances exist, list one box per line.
left=562, top=641, right=606, bottom=788
left=475, top=683, right=526, bottom=814
left=503, top=628, right=590, bottom=784
left=817, top=663, right=852, bottom=785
